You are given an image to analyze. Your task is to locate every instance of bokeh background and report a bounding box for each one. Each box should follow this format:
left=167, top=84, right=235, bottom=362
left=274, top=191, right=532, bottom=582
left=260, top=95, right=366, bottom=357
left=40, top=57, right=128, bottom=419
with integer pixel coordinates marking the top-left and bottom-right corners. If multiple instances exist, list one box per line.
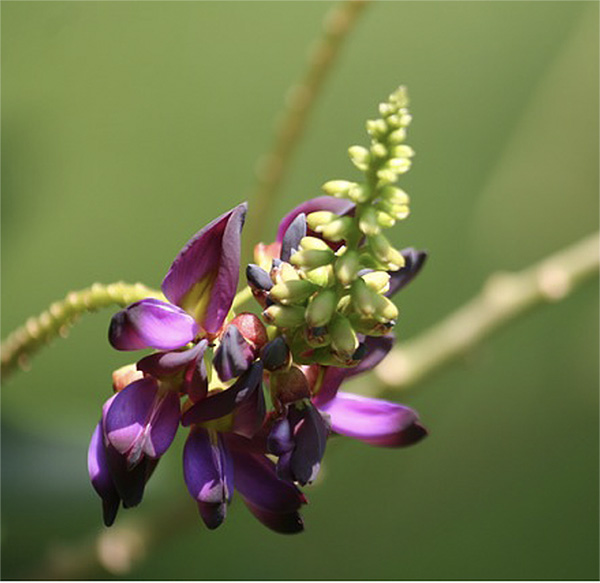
left=2, top=1, right=598, bottom=579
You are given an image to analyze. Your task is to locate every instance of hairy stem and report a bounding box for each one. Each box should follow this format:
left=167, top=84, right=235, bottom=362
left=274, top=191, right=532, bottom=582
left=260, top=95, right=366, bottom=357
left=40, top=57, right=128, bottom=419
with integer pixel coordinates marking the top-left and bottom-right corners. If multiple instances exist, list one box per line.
left=374, top=231, right=600, bottom=392
left=1, top=283, right=254, bottom=380
left=243, top=0, right=370, bottom=264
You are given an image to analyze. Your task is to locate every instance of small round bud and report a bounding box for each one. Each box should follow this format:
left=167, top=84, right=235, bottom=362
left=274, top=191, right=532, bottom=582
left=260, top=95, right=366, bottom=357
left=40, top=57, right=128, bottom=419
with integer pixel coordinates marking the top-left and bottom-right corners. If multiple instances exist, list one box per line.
left=370, top=143, right=387, bottom=159
left=350, top=278, right=378, bottom=318
left=290, top=248, right=335, bottom=269
left=388, top=128, right=407, bottom=144
left=348, top=146, right=370, bottom=171
left=334, top=250, right=360, bottom=287
left=358, top=207, right=381, bottom=237
left=376, top=210, right=396, bottom=229
left=269, top=279, right=317, bottom=305
left=306, top=211, right=336, bottom=231
left=304, top=264, right=336, bottom=287
left=321, top=180, right=356, bottom=198
left=361, top=270, right=390, bottom=294
left=366, top=118, right=387, bottom=138
left=263, top=305, right=305, bottom=329
left=328, top=315, right=359, bottom=361
left=261, top=336, right=291, bottom=371
left=317, top=216, right=353, bottom=242
left=299, top=236, right=331, bottom=251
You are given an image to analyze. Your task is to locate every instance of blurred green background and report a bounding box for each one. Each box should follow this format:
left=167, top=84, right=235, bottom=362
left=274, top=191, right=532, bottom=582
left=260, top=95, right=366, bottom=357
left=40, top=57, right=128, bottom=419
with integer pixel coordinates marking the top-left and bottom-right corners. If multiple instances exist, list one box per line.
left=2, top=1, right=598, bottom=579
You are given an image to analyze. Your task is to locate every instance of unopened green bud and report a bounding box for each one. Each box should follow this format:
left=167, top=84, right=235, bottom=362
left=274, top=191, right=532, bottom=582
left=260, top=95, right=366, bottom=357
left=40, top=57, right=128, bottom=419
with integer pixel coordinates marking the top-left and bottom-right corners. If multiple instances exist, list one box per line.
left=376, top=168, right=398, bottom=184
left=328, top=315, right=359, bottom=361
left=321, top=180, right=356, bottom=198
left=366, top=118, right=387, bottom=138
left=361, top=270, right=390, bottom=294
left=376, top=210, right=396, bottom=229
left=388, top=128, right=407, bottom=144
left=347, top=183, right=369, bottom=203
left=348, top=314, right=395, bottom=336
left=263, top=305, right=305, bottom=328
left=299, top=236, right=330, bottom=251
left=370, top=143, right=387, bottom=159
left=304, top=326, right=330, bottom=348
left=290, top=249, right=334, bottom=269
left=398, top=111, right=412, bottom=127
left=358, top=207, right=380, bottom=236
left=381, top=186, right=409, bottom=205
left=306, top=211, right=336, bottom=230
left=318, top=216, right=353, bottom=242
left=272, top=261, right=300, bottom=284
left=348, top=145, right=370, bottom=171
left=269, top=279, right=317, bottom=304
left=385, top=246, right=406, bottom=271
left=391, top=145, right=415, bottom=158
left=379, top=102, right=394, bottom=117
left=304, top=264, right=335, bottom=287
left=373, top=294, right=399, bottom=322
left=389, top=86, right=409, bottom=108
left=336, top=294, right=352, bottom=314
left=350, top=278, right=378, bottom=318
left=305, top=289, right=337, bottom=327
left=386, top=114, right=402, bottom=129
left=387, top=157, right=411, bottom=174
left=368, top=233, right=392, bottom=264
left=334, top=250, right=360, bottom=286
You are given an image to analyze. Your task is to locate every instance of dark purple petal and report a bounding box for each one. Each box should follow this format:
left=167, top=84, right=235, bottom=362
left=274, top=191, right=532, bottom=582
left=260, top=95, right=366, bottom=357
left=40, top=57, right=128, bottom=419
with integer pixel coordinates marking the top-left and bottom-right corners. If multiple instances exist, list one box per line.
left=109, top=298, right=198, bottom=351
left=104, top=442, right=158, bottom=508
left=185, top=353, right=209, bottom=403
left=182, top=362, right=263, bottom=427
left=246, top=264, right=273, bottom=291
left=213, top=326, right=254, bottom=382
left=386, top=248, right=428, bottom=297
left=345, top=335, right=395, bottom=378
left=226, top=440, right=305, bottom=514
left=137, top=340, right=207, bottom=377
left=267, top=417, right=294, bottom=456
left=162, top=203, right=247, bottom=334
left=231, top=378, right=266, bottom=439
left=183, top=428, right=233, bottom=530
left=280, top=213, right=306, bottom=262
left=261, top=336, right=290, bottom=372
left=104, top=378, right=180, bottom=464
left=318, top=391, right=427, bottom=447
left=289, top=404, right=329, bottom=485
left=88, top=422, right=120, bottom=526
left=276, top=196, right=355, bottom=243
left=311, top=366, right=348, bottom=407
left=243, top=499, right=304, bottom=534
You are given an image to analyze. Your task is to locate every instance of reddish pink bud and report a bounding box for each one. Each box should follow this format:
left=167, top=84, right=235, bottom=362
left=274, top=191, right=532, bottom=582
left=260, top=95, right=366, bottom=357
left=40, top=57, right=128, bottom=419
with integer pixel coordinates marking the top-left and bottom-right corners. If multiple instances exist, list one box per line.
left=230, top=312, right=268, bottom=351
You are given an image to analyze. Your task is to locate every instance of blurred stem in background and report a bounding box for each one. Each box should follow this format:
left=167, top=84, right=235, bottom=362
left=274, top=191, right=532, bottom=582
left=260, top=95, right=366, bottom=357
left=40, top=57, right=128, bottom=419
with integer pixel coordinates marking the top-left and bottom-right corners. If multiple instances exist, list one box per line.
left=243, top=0, right=369, bottom=265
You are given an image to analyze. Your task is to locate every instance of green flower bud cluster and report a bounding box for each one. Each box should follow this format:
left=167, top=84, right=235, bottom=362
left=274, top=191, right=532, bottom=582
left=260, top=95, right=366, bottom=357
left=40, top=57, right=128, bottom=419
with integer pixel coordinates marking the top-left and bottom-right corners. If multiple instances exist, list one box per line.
left=261, top=87, right=415, bottom=367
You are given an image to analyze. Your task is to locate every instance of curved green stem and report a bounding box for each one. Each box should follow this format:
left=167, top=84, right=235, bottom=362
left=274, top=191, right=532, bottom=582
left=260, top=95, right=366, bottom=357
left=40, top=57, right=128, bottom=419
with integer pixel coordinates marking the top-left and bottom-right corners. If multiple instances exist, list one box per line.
left=1, top=283, right=255, bottom=381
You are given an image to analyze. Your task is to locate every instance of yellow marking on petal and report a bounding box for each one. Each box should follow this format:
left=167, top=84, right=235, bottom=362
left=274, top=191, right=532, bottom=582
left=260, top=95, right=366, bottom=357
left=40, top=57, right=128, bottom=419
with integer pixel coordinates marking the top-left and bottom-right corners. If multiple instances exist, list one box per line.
left=179, top=273, right=217, bottom=324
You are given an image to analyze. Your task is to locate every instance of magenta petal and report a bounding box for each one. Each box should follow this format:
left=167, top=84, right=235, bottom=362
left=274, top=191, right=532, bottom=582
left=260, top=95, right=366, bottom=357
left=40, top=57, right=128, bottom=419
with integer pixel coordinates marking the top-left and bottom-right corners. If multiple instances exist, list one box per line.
left=109, top=298, right=199, bottom=351
left=317, top=391, right=427, bottom=447
left=162, top=203, right=247, bottom=334
left=183, top=428, right=233, bottom=529
left=226, top=442, right=305, bottom=514
left=345, top=335, right=395, bottom=378
left=311, top=366, right=348, bottom=407
left=104, top=378, right=180, bottom=463
left=88, top=422, right=120, bottom=526
left=243, top=499, right=304, bottom=534
left=182, top=362, right=263, bottom=427
left=276, top=196, right=355, bottom=243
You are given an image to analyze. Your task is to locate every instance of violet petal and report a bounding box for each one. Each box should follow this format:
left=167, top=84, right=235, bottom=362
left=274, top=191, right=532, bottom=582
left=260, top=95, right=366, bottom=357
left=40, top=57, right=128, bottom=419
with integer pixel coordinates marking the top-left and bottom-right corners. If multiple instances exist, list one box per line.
left=162, top=203, right=247, bottom=334
left=88, top=422, right=120, bottom=526
left=213, top=326, right=254, bottom=382
left=136, top=340, right=207, bottom=377
left=231, top=378, right=266, bottom=439
left=318, top=391, right=427, bottom=447
left=345, top=335, right=395, bottom=378
left=104, top=378, right=180, bottom=463
left=183, top=428, right=233, bottom=529
left=290, top=404, right=329, bottom=485
left=243, top=499, right=304, bottom=534
left=226, top=441, right=305, bottom=514
left=109, top=298, right=198, bottom=351
left=386, top=248, right=427, bottom=297
left=267, top=417, right=294, bottom=456
left=182, top=362, right=263, bottom=426
left=280, top=213, right=307, bottom=262
left=311, top=366, right=348, bottom=407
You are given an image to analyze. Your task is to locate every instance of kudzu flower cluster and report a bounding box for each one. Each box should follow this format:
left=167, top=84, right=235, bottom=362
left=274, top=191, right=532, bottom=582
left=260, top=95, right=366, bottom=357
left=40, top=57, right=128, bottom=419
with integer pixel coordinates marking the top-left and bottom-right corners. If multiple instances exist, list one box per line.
left=88, top=87, right=428, bottom=534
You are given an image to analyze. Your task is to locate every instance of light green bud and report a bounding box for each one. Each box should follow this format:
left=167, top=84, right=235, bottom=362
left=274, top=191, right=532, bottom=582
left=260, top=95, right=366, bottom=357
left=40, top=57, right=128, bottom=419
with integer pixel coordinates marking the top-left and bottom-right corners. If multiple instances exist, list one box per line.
left=305, top=289, right=337, bottom=327
left=386, top=114, right=402, bottom=130
left=366, top=119, right=387, bottom=138
left=392, top=145, right=415, bottom=158
left=347, top=183, right=370, bottom=203
left=306, top=211, right=336, bottom=231
left=329, top=315, right=359, bottom=360
left=269, top=279, right=317, bottom=304
left=389, top=86, right=409, bottom=108
left=348, top=314, right=394, bottom=337
left=272, top=261, right=300, bottom=284
left=263, top=305, right=305, bottom=328
left=368, top=233, right=392, bottom=264
left=385, top=247, right=406, bottom=271
left=381, top=186, right=410, bottom=205
left=376, top=199, right=409, bottom=221
left=348, top=145, right=370, bottom=171
left=299, top=236, right=330, bottom=251
left=304, top=265, right=335, bottom=287
left=358, top=207, right=380, bottom=237
left=361, top=270, right=390, bottom=294
left=376, top=210, right=396, bottom=229
left=350, top=278, right=378, bottom=318
left=388, top=157, right=411, bottom=174
left=334, top=250, right=361, bottom=286
left=378, top=102, right=394, bottom=117
left=321, top=180, right=356, bottom=198
left=398, top=111, right=412, bottom=127
left=318, top=216, right=353, bottom=242
left=376, top=168, right=399, bottom=184
left=370, top=143, right=387, bottom=159
left=373, top=294, right=399, bottom=322
left=290, top=248, right=335, bottom=269
left=336, top=294, right=352, bottom=314
left=388, top=128, right=407, bottom=144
